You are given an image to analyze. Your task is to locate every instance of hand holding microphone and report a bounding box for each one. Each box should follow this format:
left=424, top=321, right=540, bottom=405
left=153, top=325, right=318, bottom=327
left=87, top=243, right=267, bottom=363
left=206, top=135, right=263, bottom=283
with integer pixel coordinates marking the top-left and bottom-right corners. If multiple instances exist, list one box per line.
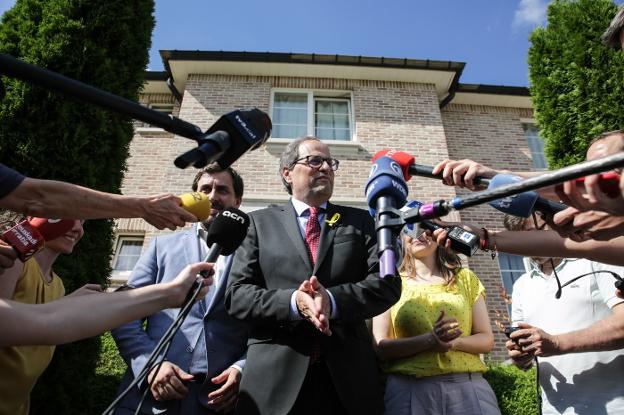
left=141, top=191, right=211, bottom=230
left=0, top=241, right=18, bottom=275
left=556, top=172, right=624, bottom=216
left=401, top=201, right=480, bottom=257
left=372, top=150, right=493, bottom=188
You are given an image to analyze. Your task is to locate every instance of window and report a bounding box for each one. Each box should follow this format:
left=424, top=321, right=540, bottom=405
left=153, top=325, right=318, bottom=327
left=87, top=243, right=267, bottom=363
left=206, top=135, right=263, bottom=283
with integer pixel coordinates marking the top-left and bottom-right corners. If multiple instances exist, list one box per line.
left=112, top=236, right=144, bottom=272
left=271, top=90, right=353, bottom=140
left=497, top=253, right=529, bottom=296
left=523, top=124, right=548, bottom=170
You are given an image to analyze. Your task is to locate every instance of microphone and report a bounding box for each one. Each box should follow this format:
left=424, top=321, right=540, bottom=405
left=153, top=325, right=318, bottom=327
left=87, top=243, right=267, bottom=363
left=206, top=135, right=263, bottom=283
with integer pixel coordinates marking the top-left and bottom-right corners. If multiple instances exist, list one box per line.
left=2, top=218, right=75, bottom=261
left=174, top=108, right=272, bottom=169
left=401, top=201, right=479, bottom=257
left=203, top=207, right=250, bottom=264
left=372, top=149, right=490, bottom=186
left=365, top=156, right=408, bottom=278
left=178, top=192, right=211, bottom=221
left=487, top=174, right=567, bottom=218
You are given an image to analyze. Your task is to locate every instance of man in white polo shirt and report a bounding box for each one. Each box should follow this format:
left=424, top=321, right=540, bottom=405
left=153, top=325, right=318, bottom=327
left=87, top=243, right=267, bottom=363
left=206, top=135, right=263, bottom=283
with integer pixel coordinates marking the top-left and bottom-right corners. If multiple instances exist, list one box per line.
left=506, top=215, right=624, bottom=415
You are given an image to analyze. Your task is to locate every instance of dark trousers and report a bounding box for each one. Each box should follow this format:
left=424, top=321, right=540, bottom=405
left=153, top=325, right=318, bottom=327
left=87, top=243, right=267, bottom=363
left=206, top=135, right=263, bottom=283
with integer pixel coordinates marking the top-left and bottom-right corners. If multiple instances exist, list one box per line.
left=288, top=362, right=347, bottom=415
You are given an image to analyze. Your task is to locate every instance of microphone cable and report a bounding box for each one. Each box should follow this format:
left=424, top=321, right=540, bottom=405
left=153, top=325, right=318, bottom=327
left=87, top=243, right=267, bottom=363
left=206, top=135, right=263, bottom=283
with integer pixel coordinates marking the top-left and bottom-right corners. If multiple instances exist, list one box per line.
left=101, top=280, right=206, bottom=415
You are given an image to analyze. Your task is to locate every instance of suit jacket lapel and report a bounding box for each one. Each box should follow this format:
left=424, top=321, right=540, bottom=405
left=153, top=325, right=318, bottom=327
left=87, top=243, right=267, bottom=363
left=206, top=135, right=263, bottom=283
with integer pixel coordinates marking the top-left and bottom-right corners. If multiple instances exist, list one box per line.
left=314, top=202, right=338, bottom=274
left=185, top=224, right=207, bottom=313
left=282, top=201, right=313, bottom=270
left=184, top=224, right=202, bottom=265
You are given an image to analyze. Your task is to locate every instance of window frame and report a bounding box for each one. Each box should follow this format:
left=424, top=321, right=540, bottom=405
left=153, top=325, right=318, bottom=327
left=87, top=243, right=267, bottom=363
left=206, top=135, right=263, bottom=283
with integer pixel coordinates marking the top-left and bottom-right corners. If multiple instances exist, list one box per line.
left=497, top=252, right=532, bottom=313
left=111, top=235, right=145, bottom=278
left=521, top=121, right=548, bottom=170
left=270, top=88, right=355, bottom=141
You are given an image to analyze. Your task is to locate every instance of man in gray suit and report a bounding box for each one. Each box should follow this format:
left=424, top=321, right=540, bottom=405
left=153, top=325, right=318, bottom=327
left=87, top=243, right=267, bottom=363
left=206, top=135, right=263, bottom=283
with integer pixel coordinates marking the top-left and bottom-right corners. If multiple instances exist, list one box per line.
left=112, top=164, right=249, bottom=414
left=225, top=137, right=402, bottom=415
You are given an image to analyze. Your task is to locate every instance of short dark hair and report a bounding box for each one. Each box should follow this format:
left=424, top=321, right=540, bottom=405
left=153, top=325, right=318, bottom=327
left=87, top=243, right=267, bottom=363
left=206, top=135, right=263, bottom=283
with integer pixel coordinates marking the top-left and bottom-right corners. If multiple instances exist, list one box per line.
left=602, top=5, right=624, bottom=49
left=191, top=163, right=244, bottom=198
left=278, top=136, right=322, bottom=195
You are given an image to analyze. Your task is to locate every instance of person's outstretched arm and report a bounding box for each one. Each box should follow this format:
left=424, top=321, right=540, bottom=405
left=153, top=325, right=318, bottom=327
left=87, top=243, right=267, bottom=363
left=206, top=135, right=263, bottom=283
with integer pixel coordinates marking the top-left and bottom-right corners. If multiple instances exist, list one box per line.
left=0, top=262, right=214, bottom=347
left=2, top=177, right=197, bottom=230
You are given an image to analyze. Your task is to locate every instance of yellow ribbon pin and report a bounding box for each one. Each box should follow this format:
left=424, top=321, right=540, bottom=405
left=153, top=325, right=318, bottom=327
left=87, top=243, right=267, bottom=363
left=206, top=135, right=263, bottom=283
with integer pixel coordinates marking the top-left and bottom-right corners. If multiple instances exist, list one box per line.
left=325, top=212, right=341, bottom=227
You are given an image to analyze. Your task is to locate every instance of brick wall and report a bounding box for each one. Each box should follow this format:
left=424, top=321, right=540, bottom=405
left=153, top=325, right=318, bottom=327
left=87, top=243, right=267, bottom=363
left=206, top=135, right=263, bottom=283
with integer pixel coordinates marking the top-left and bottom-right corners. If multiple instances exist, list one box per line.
left=442, top=103, right=535, bottom=359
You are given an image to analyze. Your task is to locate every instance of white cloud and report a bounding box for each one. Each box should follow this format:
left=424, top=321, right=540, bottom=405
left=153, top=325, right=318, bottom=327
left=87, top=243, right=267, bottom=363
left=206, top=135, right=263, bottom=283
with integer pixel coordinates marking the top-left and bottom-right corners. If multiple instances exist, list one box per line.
left=513, top=0, right=549, bottom=28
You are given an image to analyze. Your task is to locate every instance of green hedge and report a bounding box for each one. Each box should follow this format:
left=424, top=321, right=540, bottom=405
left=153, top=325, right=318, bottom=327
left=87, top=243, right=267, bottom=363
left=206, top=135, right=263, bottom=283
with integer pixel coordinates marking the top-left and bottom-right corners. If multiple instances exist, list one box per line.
left=528, top=0, right=624, bottom=168
left=485, top=364, right=540, bottom=415
left=93, top=337, right=539, bottom=415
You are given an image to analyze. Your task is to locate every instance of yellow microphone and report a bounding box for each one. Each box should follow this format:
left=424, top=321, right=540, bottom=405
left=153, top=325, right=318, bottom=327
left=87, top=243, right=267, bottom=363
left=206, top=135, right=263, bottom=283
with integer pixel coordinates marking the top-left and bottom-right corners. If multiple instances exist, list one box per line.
left=178, top=192, right=211, bottom=221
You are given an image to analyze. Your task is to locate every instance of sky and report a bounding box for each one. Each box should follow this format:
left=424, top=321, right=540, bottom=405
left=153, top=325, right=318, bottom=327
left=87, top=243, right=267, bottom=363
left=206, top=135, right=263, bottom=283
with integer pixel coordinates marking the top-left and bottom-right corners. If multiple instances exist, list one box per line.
left=0, top=0, right=616, bottom=87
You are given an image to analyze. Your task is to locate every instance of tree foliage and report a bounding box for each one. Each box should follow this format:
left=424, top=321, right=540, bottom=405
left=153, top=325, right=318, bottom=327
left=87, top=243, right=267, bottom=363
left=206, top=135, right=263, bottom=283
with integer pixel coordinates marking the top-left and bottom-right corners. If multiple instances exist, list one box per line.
left=528, top=0, right=624, bottom=168
left=0, top=0, right=154, bottom=412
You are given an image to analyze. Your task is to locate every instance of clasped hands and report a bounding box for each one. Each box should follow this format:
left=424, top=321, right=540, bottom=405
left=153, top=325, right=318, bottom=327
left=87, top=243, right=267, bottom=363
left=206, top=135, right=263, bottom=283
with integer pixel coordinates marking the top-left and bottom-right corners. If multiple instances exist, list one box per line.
left=430, top=311, right=462, bottom=353
left=296, top=275, right=332, bottom=336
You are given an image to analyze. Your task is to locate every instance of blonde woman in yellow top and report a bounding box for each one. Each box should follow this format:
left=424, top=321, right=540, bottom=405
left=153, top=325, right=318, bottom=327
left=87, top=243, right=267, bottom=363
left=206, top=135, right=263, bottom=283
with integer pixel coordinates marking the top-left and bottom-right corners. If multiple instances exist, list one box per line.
left=372, top=224, right=501, bottom=415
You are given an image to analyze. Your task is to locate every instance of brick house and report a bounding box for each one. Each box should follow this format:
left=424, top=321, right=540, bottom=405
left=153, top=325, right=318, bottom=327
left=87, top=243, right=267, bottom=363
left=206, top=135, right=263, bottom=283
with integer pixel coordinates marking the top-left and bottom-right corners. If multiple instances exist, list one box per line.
left=112, top=51, right=543, bottom=360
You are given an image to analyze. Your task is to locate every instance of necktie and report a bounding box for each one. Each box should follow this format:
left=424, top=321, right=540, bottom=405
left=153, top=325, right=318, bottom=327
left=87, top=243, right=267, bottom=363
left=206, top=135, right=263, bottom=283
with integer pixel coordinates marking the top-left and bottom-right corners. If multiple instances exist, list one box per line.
left=305, top=207, right=321, bottom=265
left=304, top=206, right=323, bottom=364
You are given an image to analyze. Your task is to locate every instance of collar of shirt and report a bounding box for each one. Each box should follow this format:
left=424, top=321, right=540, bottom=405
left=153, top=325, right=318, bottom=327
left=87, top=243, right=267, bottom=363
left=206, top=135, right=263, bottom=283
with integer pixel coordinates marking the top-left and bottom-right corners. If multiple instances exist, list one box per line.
left=528, top=257, right=580, bottom=279
left=291, top=198, right=328, bottom=217
left=291, top=198, right=328, bottom=238
left=196, top=222, right=208, bottom=242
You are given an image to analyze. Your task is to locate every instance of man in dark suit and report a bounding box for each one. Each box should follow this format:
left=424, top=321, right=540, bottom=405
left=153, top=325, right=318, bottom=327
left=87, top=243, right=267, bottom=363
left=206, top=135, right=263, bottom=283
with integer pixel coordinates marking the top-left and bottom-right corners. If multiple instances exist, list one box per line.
left=225, top=136, right=402, bottom=415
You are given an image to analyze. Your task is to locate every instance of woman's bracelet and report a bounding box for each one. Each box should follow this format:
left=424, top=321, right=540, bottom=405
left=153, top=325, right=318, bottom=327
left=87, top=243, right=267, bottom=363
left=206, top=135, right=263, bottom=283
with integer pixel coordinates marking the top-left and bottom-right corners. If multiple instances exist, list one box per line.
left=480, top=227, right=498, bottom=259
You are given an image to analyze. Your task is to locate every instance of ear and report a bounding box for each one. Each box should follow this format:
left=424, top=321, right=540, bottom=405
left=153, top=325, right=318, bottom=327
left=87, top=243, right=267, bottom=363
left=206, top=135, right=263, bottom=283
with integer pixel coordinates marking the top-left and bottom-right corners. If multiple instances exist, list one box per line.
left=282, top=167, right=293, bottom=185
left=233, top=196, right=242, bottom=209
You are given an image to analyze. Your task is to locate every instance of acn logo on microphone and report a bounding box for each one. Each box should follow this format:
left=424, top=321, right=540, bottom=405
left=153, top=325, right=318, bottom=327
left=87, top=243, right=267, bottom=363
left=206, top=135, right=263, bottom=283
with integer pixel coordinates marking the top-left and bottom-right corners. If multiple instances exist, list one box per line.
left=222, top=210, right=246, bottom=224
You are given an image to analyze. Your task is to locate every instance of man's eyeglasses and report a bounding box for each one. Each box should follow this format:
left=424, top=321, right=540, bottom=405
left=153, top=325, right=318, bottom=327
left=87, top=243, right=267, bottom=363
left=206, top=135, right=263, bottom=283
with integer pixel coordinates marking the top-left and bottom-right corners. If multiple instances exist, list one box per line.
left=290, top=155, right=340, bottom=171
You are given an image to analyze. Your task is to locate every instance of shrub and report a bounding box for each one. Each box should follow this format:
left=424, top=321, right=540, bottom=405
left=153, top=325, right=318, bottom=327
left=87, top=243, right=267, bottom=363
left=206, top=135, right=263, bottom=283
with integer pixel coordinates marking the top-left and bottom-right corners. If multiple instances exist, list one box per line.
left=0, top=1, right=154, bottom=412
left=485, top=363, right=540, bottom=415
left=528, top=0, right=624, bottom=168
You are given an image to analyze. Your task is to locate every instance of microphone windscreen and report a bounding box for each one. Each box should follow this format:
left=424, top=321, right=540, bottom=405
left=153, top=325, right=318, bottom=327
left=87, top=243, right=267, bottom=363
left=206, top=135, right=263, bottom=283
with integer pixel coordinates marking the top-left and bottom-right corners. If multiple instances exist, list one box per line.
left=2, top=218, right=74, bottom=261
left=28, top=218, right=76, bottom=241
left=206, top=207, right=250, bottom=255
left=213, top=108, right=273, bottom=169
left=179, top=192, right=211, bottom=221
left=487, top=174, right=538, bottom=218
left=371, top=149, right=390, bottom=163
left=365, top=156, right=408, bottom=209
left=372, top=149, right=414, bottom=181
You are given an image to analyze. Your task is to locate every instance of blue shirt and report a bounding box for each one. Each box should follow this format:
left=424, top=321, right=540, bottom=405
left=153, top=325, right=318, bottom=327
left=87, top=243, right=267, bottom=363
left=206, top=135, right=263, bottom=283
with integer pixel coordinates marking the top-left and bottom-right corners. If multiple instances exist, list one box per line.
left=0, top=164, right=25, bottom=199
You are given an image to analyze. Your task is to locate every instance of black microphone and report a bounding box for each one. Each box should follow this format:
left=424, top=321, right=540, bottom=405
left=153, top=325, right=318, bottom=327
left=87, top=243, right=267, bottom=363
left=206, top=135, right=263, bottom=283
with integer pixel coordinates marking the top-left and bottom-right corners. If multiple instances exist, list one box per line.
left=174, top=108, right=272, bottom=169
left=401, top=201, right=479, bottom=257
left=203, top=207, right=250, bottom=264
left=420, top=221, right=480, bottom=257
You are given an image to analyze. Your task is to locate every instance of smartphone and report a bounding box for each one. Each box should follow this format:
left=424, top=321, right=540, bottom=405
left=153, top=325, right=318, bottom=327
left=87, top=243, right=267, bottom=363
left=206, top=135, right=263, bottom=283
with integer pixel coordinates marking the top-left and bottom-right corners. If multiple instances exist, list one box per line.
left=556, top=172, right=621, bottom=198
left=504, top=326, right=520, bottom=338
